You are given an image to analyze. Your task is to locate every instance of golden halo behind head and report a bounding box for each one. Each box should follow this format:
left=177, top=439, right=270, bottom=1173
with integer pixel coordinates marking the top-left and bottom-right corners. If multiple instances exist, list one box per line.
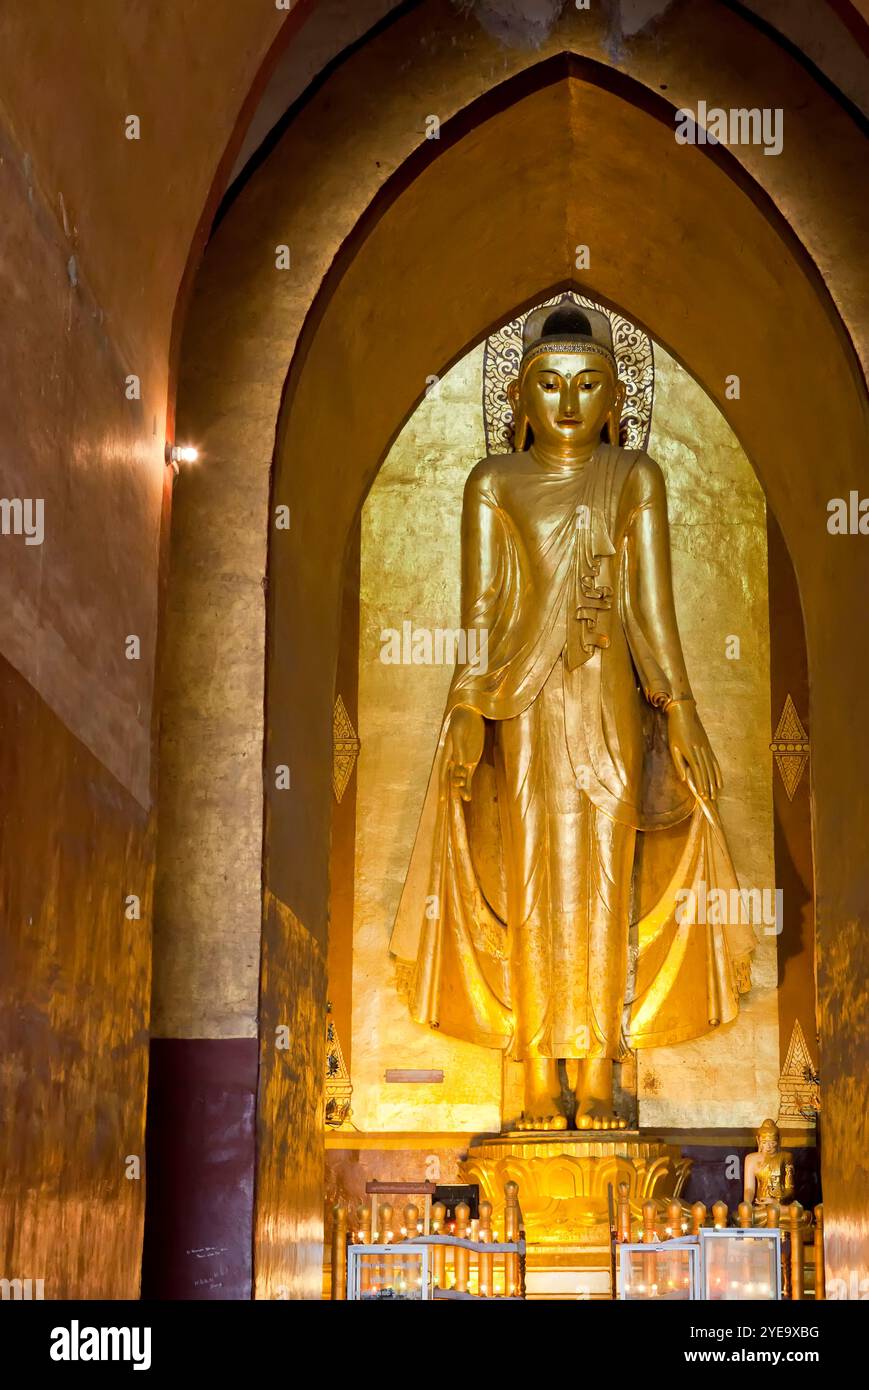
left=482, top=292, right=654, bottom=456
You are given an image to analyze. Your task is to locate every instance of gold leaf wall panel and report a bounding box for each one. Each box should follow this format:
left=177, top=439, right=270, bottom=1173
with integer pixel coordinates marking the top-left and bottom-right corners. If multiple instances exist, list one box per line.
left=0, top=655, right=152, bottom=1297
left=255, top=891, right=327, bottom=1299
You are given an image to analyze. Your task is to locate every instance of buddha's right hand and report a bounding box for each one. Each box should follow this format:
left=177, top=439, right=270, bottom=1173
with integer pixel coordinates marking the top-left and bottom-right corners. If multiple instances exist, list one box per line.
left=444, top=706, right=485, bottom=802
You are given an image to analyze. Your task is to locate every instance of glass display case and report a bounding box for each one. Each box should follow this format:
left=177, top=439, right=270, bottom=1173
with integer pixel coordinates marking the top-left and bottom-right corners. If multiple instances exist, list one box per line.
left=699, top=1228, right=782, bottom=1300
left=347, top=1244, right=432, bottom=1300
left=617, top=1238, right=701, bottom=1300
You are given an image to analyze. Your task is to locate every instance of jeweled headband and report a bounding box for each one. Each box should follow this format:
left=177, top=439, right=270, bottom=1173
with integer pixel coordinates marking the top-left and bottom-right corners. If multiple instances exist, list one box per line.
left=519, top=300, right=618, bottom=378
left=519, top=337, right=618, bottom=376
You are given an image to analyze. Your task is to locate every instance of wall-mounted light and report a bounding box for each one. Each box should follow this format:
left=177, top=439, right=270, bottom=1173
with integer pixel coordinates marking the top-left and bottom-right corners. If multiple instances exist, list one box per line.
left=165, top=443, right=199, bottom=476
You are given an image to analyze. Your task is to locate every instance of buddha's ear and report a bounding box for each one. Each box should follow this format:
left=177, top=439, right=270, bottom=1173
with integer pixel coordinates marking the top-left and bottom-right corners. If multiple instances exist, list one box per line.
left=508, top=377, right=530, bottom=451
left=607, top=378, right=627, bottom=446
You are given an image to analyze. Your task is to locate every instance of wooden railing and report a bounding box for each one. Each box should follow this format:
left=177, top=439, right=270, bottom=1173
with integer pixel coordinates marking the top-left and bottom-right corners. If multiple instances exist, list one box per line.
left=332, top=1180, right=526, bottom=1300
left=614, top=1181, right=825, bottom=1300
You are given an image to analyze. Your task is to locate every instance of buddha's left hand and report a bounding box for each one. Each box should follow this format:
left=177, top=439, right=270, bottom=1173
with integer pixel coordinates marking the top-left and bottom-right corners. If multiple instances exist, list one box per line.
left=667, top=699, right=723, bottom=801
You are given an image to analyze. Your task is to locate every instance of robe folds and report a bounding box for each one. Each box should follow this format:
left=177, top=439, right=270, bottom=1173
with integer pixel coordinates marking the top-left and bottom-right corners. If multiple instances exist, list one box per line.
left=390, top=443, right=755, bottom=1059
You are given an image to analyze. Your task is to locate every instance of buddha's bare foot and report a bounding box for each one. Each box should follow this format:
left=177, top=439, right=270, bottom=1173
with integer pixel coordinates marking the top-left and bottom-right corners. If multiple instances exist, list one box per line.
left=517, top=1111, right=568, bottom=1132
left=520, top=1058, right=563, bottom=1131
left=546, top=1112, right=568, bottom=1131
left=575, top=1101, right=627, bottom=1131
left=575, top=1058, right=626, bottom=1130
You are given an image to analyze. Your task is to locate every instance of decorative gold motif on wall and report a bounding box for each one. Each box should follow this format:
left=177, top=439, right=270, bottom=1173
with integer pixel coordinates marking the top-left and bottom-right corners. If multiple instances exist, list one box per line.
left=393, top=959, right=417, bottom=1010
left=770, top=694, right=810, bottom=800
left=325, top=1003, right=353, bottom=1129
left=333, top=694, right=360, bottom=803
left=482, top=290, right=653, bottom=455
left=777, top=1018, right=818, bottom=1128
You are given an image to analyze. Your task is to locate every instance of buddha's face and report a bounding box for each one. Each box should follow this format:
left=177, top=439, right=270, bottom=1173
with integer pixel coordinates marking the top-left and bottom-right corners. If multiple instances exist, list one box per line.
left=758, top=1126, right=779, bottom=1156
left=516, top=350, right=618, bottom=452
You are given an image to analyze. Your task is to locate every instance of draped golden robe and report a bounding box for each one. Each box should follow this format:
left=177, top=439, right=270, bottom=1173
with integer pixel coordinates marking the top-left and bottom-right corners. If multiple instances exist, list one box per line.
left=390, top=443, right=754, bottom=1059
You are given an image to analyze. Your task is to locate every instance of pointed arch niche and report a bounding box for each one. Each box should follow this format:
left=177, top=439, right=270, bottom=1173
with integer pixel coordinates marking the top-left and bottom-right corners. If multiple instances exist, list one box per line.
left=347, top=319, right=794, bottom=1138
left=262, top=68, right=864, bottom=1294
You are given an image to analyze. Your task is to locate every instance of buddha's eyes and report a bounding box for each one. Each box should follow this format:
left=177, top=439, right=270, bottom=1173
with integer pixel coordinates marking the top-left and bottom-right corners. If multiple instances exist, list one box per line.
left=537, top=376, right=601, bottom=393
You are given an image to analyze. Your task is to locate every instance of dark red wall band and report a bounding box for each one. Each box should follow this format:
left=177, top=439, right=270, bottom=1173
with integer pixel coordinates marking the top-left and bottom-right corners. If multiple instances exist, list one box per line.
left=142, top=1038, right=258, bottom=1300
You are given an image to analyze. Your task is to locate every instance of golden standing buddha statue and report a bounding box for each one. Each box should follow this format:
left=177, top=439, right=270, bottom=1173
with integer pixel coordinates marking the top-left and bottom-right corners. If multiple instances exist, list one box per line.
left=391, top=302, right=755, bottom=1130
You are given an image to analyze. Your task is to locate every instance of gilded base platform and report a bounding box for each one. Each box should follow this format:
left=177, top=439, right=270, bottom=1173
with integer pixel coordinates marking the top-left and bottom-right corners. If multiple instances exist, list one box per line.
left=461, top=1130, right=691, bottom=1246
